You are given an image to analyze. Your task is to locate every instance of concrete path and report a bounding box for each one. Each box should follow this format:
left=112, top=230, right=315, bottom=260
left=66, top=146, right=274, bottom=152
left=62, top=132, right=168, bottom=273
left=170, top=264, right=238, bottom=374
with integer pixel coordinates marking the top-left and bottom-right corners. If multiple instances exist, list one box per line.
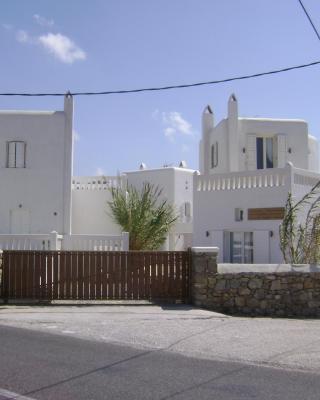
left=0, top=304, right=320, bottom=373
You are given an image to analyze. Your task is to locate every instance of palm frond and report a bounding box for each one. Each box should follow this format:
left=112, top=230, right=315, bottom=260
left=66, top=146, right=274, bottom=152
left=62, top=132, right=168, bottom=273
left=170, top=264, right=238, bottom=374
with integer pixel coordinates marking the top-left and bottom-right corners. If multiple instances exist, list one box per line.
left=108, top=182, right=179, bottom=250
left=279, top=180, right=320, bottom=263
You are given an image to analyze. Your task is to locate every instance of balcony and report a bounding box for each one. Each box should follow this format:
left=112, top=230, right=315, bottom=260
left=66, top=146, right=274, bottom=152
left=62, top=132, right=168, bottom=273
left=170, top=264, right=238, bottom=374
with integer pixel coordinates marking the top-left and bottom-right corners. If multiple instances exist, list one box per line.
left=195, top=167, right=288, bottom=192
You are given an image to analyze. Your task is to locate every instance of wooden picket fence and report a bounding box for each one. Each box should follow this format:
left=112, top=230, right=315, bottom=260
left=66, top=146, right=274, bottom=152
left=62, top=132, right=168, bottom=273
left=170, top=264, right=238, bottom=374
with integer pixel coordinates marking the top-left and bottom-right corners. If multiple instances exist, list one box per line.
left=0, top=253, right=2, bottom=299
left=0, top=250, right=191, bottom=303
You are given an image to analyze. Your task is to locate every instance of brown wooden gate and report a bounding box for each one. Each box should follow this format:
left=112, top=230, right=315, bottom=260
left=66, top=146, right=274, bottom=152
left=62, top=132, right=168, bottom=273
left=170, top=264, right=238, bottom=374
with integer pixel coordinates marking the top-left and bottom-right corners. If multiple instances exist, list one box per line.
left=1, top=250, right=190, bottom=302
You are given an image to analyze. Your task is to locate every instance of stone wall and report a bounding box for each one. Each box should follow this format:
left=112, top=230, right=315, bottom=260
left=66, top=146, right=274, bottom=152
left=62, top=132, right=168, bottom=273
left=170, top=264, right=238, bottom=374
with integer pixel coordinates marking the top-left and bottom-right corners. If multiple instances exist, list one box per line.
left=204, top=272, right=320, bottom=317
left=191, top=247, right=218, bottom=307
left=191, top=248, right=320, bottom=317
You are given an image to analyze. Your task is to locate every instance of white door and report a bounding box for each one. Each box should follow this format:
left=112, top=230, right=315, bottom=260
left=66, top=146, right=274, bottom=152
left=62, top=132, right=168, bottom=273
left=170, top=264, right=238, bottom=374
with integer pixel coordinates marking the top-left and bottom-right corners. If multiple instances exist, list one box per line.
left=229, top=232, right=254, bottom=263
left=10, top=209, right=30, bottom=234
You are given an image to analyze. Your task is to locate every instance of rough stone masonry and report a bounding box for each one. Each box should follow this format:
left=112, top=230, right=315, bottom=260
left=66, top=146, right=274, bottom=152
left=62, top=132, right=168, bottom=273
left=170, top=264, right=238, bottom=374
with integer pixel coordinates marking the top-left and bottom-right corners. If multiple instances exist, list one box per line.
left=191, top=247, right=320, bottom=317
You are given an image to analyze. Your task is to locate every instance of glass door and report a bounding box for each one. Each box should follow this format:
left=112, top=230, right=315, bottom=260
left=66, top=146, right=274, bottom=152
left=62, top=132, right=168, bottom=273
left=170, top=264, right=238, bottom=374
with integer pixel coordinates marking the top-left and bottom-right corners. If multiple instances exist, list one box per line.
left=230, top=232, right=253, bottom=263
left=256, top=137, right=274, bottom=169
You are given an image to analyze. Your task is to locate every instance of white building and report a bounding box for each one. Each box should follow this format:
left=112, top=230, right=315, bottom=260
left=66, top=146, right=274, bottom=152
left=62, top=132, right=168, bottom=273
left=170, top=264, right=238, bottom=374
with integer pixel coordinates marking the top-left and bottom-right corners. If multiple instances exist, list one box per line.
left=0, top=95, right=194, bottom=251
left=125, top=165, right=194, bottom=250
left=1, top=94, right=319, bottom=259
left=194, top=95, right=320, bottom=263
left=0, top=95, right=127, bottom=250
left=0, top=95, right=73, bottom=236
left=71, top=165, right=194, bottom=250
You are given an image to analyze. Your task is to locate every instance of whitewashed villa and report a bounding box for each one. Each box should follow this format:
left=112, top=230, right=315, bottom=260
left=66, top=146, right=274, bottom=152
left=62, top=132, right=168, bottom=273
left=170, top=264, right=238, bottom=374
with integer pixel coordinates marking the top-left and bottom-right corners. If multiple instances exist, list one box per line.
left=0, top=94, right=319, bottom=262
left=194, top=94, right=319, bottom=262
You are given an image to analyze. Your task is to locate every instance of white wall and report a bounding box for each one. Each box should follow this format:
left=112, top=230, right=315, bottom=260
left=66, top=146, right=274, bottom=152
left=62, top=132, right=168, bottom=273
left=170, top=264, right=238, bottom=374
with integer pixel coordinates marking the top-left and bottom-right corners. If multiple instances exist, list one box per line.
left=0, top=96, right=73, bottom=234
left=308, top=135, right=319, bottom=172
left=71, top=168, right=195, bottom=250
left=126, top=168, right=175, bottom=202
left=71, top=176, right=123, bottom=235
left=126, top=167, right=194, bottom=228
left=240, top=118, right=310, bottom=171
left=196, top=96, right=320, bottom=263
left=193, top=167, right=292, bottom=263
left=201, top=96, right=318, bottom=175
left=126, top=167, right=195, bottom=250
left=205, top=118, right=311, bottom=174
left=208, top=120, right=229, bottom=174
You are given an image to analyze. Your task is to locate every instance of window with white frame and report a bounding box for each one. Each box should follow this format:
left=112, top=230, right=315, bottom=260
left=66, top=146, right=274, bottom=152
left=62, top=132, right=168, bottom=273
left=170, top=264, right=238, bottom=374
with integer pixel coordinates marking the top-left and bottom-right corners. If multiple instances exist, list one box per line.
left=211, top=142, right=218, bottom=168
left=224, top=232, right=253, bottom=263
left=7, top=141, right=26, bottom=168
left=256, top=137, right=274, bottom=169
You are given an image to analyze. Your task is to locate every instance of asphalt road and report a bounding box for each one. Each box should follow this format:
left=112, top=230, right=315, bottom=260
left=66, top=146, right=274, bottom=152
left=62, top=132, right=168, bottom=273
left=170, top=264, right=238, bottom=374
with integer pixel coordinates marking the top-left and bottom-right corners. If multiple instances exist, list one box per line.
left=0, top=325, right=320, bottom=400
left=1, top=305, right=320, bottom=372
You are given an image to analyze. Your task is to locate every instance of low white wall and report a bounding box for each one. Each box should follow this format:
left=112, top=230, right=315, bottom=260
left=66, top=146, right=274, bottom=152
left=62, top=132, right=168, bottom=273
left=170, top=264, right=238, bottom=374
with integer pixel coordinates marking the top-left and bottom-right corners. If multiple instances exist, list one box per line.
left=218, top=263, right=320, bottom=273
left=0, top=234, right=52, bottom=250
left=62, top=232, right=129, bottom=251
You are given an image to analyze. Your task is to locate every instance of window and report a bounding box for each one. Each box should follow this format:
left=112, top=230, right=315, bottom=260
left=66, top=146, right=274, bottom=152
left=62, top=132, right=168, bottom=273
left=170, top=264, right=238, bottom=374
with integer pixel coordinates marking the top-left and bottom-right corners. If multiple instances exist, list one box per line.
left=211, top=142, right=218, bottom=168
left=7, top=141, right=26, bottom=168
left=235, top=208, right=244, bottom=221
left=229, top=232, right=253, bottom=263
left=184, top=202, right=191, bottom=218
left=256, top=137, right=274, bottom=169
left=180, top=202, right=191, bottom=223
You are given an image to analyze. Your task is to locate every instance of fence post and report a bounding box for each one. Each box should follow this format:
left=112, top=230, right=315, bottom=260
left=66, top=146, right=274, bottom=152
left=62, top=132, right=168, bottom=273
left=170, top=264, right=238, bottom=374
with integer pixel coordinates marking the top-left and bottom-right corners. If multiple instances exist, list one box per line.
left=49, top=231, right=59, bottom=251
left=122, top=232, right=129, bottom=251
left=1, top=251, right=9, bottom=303
left=191, top=247, right=219, bottom=307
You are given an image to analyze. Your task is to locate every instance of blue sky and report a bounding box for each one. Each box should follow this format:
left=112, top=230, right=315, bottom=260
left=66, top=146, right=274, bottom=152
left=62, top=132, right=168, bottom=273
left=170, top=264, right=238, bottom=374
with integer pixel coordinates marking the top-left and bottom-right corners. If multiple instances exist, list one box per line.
left=1, top=0, right=320, bottom=176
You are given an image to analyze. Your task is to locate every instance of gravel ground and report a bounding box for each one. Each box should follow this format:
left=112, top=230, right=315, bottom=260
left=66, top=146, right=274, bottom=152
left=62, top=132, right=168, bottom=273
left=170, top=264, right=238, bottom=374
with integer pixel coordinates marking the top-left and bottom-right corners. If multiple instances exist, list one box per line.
left=0, top=304, right=320, bottom=373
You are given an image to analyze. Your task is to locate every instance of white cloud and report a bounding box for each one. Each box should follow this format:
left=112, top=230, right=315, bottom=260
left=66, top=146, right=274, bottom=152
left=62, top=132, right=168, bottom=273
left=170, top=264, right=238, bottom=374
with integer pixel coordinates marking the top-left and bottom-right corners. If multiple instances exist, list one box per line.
left=16, top=30, right=31, bottom=43
left=14, top=29, right=86, bottom=64
left=33, top=14, right=54, bottom=27
left=38, top=33, right=86, bottom=64
left=164, top=127, right=175, bottom=137
left=95, top=167, right=105, bottom=176
left=162, top=111, right=194, bottom=141
left=2, top=23, right=13, bottom=31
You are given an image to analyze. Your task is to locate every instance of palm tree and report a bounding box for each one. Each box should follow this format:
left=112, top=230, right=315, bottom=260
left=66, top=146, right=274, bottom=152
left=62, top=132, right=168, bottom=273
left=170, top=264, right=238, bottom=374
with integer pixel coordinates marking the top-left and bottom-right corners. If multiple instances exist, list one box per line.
left=108, top=183, right=179, bottom=250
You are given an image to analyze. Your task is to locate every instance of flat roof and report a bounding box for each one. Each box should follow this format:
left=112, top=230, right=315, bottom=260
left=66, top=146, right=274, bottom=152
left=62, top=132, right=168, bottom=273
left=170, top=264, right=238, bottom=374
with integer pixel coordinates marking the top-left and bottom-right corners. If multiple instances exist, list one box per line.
left=0, top=110, right=59, bottom=115
left=239, top=117, right=307, bottom=123
left=124, top=167, right=196, bottom=174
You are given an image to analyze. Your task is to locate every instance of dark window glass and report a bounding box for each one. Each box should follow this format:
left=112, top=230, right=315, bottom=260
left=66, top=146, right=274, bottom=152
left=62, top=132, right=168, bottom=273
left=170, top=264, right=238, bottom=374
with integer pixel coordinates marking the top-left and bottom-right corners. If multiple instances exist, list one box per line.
left=7, top=141, right=26, bottom=168
left=256, top=138, right=263, bottom=169
left=266, top=138, right=273, bottom=168
left=211, top=145, right=215, bottom=168
left=211, top=142, right=218, bottom=168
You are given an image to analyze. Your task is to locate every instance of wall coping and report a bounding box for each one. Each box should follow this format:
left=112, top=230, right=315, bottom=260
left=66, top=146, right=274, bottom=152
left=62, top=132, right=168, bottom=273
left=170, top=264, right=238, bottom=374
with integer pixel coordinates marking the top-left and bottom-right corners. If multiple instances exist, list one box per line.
left=218, top=263, right=320, bottom=273
left=191, top=247, right=219, bottom=254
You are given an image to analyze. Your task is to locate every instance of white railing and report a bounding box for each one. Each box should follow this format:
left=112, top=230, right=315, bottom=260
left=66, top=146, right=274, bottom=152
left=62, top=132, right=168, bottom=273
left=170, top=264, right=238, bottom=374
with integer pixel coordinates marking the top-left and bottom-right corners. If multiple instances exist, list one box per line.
left=0, top=234, right=52, bottom=250
left=0, top=232, right=129, bottom=251
left=72, top=176, right=124, bottom=191
left=292, top=167, right=320, bottom=187
left=62, top=232, right=129, bottom=251
left=195, top=168, right=288, bottom=192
